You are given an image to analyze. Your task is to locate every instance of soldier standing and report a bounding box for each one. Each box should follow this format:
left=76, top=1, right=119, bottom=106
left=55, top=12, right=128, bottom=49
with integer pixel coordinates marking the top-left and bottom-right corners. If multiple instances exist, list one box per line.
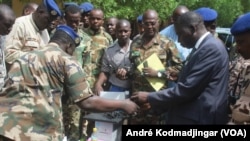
left=228, top=12, right=250, bottom=124
left=129, top=9, right=182, bottom=124
left=0, top=25, right=138, bottom=141
left=4, top=0, right=61, bottom=67
left=82, top=8, right=113, bottom=90
left=63, top=5, right=92, bottom=141
left=94, top=19, right=132, bottom=94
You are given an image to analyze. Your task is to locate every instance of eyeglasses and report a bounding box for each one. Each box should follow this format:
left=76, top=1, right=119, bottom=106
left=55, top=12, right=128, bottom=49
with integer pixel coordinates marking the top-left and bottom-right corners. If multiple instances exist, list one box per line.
left=142, top=21, right=158, bottom=27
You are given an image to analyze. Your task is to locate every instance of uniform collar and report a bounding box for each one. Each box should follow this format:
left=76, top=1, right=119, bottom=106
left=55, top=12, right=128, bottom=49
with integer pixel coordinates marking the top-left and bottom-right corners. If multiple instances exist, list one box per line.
left=29, top=14, right=40, bottom=32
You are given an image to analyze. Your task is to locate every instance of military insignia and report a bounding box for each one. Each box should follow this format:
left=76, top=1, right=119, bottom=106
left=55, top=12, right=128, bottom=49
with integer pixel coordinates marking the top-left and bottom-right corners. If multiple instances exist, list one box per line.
left=75, top=37, right=80, bottom=44
left=51, top=10, right=57, bottom=16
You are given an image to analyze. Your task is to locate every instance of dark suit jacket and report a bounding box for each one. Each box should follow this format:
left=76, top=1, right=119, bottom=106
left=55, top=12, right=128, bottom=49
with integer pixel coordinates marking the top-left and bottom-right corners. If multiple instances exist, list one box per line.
left=148, top=34, right=229, bottom=124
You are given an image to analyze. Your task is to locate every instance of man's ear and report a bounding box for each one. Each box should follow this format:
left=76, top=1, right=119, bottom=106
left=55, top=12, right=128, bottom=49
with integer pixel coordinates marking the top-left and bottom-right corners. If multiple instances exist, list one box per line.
left=24, top=9, right=30, bottom=15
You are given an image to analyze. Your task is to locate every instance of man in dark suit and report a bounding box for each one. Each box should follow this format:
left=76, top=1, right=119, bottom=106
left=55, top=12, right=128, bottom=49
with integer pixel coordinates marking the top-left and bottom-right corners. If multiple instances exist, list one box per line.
left=131, top=11, right=229, bottom=124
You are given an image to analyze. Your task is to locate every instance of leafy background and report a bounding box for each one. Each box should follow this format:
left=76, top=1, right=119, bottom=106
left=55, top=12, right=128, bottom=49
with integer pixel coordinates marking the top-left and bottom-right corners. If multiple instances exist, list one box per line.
left=1, top=0, right=250, bottom=28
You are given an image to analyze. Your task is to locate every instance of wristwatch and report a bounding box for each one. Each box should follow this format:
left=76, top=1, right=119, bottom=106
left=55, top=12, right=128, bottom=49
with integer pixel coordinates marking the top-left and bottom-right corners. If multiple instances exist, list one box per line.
left=157, top=71, right=162, bottom=78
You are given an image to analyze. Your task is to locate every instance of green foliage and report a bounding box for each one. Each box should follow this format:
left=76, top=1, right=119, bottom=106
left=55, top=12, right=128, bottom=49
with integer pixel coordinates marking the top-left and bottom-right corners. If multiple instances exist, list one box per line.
left=15, top=0, right=247, bottom=27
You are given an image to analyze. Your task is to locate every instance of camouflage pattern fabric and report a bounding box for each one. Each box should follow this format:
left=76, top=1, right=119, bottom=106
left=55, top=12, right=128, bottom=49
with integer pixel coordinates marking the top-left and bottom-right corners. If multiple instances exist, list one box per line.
left=129, top=33, right=183, bottom=124
left=81, top=27, right=113, bottom=138
left=73, top=29, right=92, bottom=66
left=83, top=27, right=113, bottom=89
left=65, top=29, right=92, bottom=140
left=228, top=56, right=250, bottom=124
left=62, top=93, right=82, bottom=141
left=0, top=43, right=93, bottom=141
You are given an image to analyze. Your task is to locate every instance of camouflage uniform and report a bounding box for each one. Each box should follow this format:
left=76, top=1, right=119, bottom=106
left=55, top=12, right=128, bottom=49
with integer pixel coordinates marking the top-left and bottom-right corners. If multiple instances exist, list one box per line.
left=129, top=33, right=182, bottom=124
left=0, top=43, right=93, bottom=141
left=0, top=36, right=7, bottom=89
left=228, top=56, right=250, bottom=124
left=63, top=29, right=92, bottom=141
left=83, top=27, right=113, bottom=89
left=81, top=27, right=113, bottom=137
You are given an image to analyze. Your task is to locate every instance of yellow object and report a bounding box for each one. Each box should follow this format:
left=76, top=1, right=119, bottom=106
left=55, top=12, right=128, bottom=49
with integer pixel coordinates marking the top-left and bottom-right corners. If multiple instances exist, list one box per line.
left=91, top=128, right=98, bottom=141
left=93, top=128, right=97, bottom=133
left=137, top=53, right=165, bottom=91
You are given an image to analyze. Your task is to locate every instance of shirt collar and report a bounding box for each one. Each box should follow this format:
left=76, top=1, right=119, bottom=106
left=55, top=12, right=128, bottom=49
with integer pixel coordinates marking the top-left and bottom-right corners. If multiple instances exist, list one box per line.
left=113, top=40, right=132, bottom=53
left=29, top=14, right=40, bottom=32
left=194, top=32, right=210, bottom=50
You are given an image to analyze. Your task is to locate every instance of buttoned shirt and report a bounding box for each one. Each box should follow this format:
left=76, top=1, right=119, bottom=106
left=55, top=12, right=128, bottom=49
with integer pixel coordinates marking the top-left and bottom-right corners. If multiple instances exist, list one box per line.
left=101, top=40, right=132, bottom=88
left=4, top=14, right=50, bottom=64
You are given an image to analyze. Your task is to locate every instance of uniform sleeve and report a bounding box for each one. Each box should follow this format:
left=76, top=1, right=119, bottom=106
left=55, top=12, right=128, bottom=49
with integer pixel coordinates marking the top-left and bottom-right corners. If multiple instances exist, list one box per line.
left=165, top=40, right=183, bottom=73
left=72, top=43, right=87, bottom=66
left=4, top=22, right=27, bottom=64
left=64, top=58, right=93, bottom=103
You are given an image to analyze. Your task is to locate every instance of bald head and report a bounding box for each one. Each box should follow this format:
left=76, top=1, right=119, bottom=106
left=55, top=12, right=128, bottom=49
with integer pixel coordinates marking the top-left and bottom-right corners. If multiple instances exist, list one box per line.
left=22, top=2, right=38, bottom=16
left=0, top=4, right=16, bottom=35
left=90, top=9, right=104, bottom=18
left=116, top=19, right=131, bottom=29
left=177, top=11, right=203, bottom=27
left=143, top=9, right=158, bottom=21
left=172, top=5, right=189, bottom=23
left=142, top=9, right=159, bottom=37
left=175, top=11, right=206, bottom=48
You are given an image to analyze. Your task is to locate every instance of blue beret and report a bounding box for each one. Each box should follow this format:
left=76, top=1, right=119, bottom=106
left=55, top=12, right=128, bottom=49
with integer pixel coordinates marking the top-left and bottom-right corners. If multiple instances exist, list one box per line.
left=43, top=0, right=62, bottom=17
left=56, top=25, right=80, bottom=46
left=64, top=2, right=78, bottom=8
left=137, top=15, right=143, bottom=23
left=194, top=7, right=218, bottom=21
left=79, top=2, right=94, bottom=13
left=231, top=12, right=250, bottom=35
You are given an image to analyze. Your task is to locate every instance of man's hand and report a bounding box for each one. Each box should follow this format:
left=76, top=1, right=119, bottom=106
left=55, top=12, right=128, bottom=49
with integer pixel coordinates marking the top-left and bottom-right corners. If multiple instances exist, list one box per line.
left=130, top=91, right=149, bottom=104
left=122, top=99, right=140, bottom=114
left=116, top=68, right=128, bottom=80
left=142, top=67, right=158, bottom=77
left=94, top=84, right=103, bottom=96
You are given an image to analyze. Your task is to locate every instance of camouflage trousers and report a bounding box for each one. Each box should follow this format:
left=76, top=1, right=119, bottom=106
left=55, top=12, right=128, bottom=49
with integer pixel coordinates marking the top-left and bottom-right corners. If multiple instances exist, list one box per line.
left=62, top=96, right=88, bottom=141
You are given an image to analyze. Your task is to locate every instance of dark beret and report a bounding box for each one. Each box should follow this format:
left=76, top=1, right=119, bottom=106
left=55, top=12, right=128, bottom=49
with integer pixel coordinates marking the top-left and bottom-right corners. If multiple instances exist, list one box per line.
left=56, top=25, right=80, bottom=46
left=194, top=7, right=218, bottom=21
left=231, top=12, right=250, bottom=35
left=137, top=15, right=143, bottom=23
left=79, top=2, right=94, bottom=13
left=43, top=0, right=62, bottom=17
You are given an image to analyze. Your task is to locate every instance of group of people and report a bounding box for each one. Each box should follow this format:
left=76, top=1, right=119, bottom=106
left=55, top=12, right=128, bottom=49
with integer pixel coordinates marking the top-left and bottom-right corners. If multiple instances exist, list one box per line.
left=0, top=0, right=249, bottom=141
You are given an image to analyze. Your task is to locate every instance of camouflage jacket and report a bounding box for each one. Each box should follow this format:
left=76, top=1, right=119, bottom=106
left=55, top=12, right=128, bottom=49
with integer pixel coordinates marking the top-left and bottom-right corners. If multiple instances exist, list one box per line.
left=228, top=56, right=250, bottom=100
left=72, top=29, right=92, bottom=66
left=228, top=56, right=250, bottom=123
left=0, top=43, right=93, bottom=141
left=129, top=33, right=182, bottom=92
left=82, top=27, right=113, bottom=88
